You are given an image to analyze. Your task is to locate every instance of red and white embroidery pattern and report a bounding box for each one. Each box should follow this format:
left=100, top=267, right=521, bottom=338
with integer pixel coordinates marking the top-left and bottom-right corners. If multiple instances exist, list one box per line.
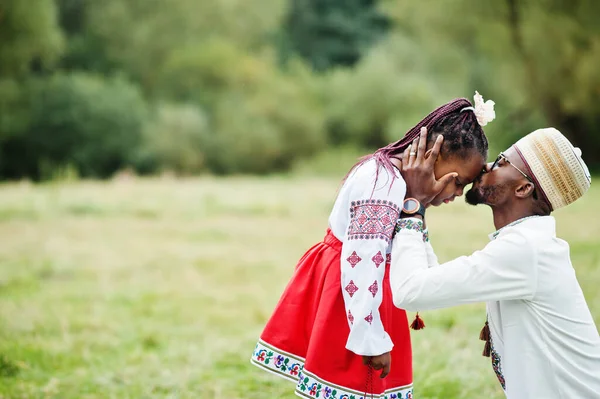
left=368, top=280, right=378, bottom=297
left=346, top=251, right=362, bottom=268
left=347, top=199, right=401, bottom=243
left=364, top=312, right=373, bottom=324
left=372, top=251, right=384, bottom=268
left=348, top=310, right=354, bottom=325
left=386, top=253, right=391, bottom=263
left=345, top=280, right=359, bottom=297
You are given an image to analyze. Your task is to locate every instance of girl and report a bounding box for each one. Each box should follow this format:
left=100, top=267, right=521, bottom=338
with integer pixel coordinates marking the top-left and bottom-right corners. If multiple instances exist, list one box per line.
left=251, top=93, right=495, bottom=399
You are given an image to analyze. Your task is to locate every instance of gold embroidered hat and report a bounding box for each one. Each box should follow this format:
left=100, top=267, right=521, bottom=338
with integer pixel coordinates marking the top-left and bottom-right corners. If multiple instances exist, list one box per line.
left=513, top=127, right=591, bottom=211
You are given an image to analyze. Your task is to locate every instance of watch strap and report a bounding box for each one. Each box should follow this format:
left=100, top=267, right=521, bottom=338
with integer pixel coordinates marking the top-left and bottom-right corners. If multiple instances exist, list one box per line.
left=415, top=202, right=426, bottom=218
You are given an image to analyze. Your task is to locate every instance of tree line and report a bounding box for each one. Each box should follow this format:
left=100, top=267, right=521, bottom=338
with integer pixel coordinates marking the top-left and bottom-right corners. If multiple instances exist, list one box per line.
left=1, top=0, right=598, bottom=180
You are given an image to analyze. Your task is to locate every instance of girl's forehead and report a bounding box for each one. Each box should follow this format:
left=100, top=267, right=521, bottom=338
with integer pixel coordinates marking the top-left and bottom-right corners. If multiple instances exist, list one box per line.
left=449, top=154, right=486, bottom=183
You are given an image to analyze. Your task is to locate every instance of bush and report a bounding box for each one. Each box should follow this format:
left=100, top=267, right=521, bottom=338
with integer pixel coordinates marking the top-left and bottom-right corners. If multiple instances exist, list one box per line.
left=205, top=95, right=285, bottom=175
left=0, top=73, right=148, bottom=180
left=204, top=67, right=327, bottom=174
left=158, top=39, right=244, bottom=108
left=0, top=78, right=39, bottom=178
left=160, top=42, right=327, bottom=174
left=135, top=103, right=210, bottom=175
left=320, top=35, right=464, bottom=149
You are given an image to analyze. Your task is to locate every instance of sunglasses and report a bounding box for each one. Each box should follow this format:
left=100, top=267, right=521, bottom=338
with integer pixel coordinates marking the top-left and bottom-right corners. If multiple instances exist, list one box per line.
left=490, top=153, right=538, bottom=200
left=491, top=153, right=534, bottom=183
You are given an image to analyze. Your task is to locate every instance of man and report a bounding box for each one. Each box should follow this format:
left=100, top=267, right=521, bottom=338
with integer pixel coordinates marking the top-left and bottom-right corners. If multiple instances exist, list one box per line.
left=390, top=127, right=600, bottom=398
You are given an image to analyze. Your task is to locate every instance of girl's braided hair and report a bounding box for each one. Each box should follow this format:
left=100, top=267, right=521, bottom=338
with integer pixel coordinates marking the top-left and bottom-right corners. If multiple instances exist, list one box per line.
left=348, top=98, right=489, bottom=187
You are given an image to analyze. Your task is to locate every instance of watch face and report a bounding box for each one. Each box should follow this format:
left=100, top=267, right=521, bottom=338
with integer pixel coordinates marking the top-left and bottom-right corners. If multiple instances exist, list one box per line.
left=403, top=199, right=419, bottom=213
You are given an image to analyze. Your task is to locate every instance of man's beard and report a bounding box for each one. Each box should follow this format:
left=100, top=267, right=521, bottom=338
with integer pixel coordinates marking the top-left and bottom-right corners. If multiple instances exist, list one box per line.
left=465, top=187, right=484, bottom=205
left=465, top=183, right=508, bottom=206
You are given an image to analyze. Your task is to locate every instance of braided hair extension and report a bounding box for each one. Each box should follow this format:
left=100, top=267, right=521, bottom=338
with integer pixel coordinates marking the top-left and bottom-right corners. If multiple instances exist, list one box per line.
left=345, top=97, right=489, bottom=191
left=428, top=108, right=489, bottom=160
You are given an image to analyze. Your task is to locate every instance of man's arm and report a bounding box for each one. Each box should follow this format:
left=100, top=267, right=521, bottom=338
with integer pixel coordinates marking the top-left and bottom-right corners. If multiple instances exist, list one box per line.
left=390, top=218, right=537, bottom=311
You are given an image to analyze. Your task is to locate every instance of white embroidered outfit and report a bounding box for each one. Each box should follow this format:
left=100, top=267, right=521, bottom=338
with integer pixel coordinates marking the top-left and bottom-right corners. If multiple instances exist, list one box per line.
left=252, top=159, right=415, bottom=399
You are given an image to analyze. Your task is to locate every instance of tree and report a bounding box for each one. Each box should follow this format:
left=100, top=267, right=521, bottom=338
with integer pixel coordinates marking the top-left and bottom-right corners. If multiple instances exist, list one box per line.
left=383, top=0, right=600, bottom=164
left=503, top=0, right=600, bottom=164
left=79, top=0, right=285, bottom=96
left=0, top=74, right=148, bottom=180
left=282, top=0, right=391, bottom=71
left=0, top=0, right=64, bottom=78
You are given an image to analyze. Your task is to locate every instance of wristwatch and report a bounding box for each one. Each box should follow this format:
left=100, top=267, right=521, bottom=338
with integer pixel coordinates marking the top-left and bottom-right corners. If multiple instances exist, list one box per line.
left=401, top=198, right=426, bottom=218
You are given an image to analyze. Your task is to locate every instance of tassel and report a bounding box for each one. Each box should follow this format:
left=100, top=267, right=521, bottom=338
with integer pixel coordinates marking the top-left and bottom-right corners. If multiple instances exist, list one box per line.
left=479, top=321, right=490, bottom=341
left=480, top=320, right=491, bottom=357
left=410, top=313, right=425, bottom=330
left=482, top=340, right=491, bottom=357
left=364, top=363, right=374, bottom=399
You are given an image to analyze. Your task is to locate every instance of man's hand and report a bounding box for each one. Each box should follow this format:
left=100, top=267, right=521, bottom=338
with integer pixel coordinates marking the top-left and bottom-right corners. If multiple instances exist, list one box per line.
left=401, top=127, right=457, bottom=206
left=362, top=352, right=391, bottom=378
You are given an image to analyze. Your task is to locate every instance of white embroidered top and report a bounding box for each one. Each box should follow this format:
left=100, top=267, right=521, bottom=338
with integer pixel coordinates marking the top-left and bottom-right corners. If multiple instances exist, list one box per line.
left=390, top=216, right=600, bottom=398
left=328, top=159, right=406, bottom=356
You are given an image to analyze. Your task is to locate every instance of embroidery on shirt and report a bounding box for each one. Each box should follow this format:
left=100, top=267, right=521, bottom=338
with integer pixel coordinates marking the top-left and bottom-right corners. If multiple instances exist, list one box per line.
left=348, top=310, right=354, bottom=325
left=368, top=280, right=378, bottom=297
left=347, top=251, right=362, bottom=268
left=393, top=219, right=424, bottom=236
left=372, top=251, right=384, bottom=268
left=490, top=338, right=506, bottom=390
left=348, top=199, right=400, bottom=243
left=364, top=311, right=373, bottom=324
left=490, top=215, right=541, bottom=240
left=345, top=280, right=359, bottom=297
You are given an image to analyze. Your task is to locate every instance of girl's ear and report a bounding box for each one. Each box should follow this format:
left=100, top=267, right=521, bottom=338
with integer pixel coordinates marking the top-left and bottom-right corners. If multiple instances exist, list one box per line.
left=425, top=148, right=444, bottom=164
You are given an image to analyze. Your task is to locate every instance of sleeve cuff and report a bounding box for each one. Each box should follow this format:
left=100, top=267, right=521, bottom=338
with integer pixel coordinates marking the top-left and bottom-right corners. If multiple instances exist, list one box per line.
left=394, top=218, right=424, bottom=234
left=346, top=332, right=394, bottom=356
left=395, top=218, right=430, bottom=242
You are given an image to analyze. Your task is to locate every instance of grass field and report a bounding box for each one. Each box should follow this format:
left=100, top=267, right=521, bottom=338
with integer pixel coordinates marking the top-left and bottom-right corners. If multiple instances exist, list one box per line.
left=0, top=176, right=598, bottom=399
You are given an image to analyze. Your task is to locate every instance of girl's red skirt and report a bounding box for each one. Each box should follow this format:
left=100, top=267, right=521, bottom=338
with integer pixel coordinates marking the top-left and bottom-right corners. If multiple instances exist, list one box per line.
left=251, top=229, right=414, bottom=399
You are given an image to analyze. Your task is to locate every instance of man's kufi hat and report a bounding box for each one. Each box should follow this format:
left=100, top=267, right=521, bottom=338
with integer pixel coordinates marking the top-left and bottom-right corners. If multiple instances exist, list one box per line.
left=514, top=127, right=591, bottom=211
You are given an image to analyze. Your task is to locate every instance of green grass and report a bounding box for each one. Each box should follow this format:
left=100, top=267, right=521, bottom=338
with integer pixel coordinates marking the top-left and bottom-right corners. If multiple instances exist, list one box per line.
left=0, top=176, right=598, bottom=399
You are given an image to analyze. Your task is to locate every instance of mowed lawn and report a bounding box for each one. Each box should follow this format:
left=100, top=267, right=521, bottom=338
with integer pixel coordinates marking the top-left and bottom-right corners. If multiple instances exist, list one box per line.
left=0, top=176, right=598, bottom=399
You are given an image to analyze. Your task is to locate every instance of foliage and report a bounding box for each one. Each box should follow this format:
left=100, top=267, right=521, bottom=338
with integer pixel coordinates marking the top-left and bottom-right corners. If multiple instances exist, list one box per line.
left=281, top=0, right=391, bottom=70
left=0, top=0, right=64, bottom=77
left=321, top=36, right=465, bottom=149
left=136, top=104, right=210, bottom=175
left=1, top=0, right=600, bottom=179
left=383, top=0, right=600, bottom=159
left=158, top=43, right=327, bottom=174
left=204, top=60, right=327, bottom=174
left=0, top=74, right=147, bottom=180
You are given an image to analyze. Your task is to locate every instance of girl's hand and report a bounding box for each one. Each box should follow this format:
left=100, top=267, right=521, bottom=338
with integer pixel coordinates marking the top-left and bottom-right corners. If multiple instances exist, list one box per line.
left=362, top=352, right=391, bottom=378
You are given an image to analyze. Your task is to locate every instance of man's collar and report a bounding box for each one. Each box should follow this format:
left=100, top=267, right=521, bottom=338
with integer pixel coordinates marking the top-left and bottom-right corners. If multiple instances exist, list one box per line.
left=489, top=215, right=555, bottom=240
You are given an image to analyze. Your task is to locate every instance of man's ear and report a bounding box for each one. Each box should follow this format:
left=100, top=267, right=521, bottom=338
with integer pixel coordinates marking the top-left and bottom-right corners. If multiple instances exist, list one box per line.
left=515, top=181, right=535, bottom=199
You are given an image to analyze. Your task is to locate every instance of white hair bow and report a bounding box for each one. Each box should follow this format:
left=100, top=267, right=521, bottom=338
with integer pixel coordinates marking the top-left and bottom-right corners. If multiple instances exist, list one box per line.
left=472, top=91, right=496, bottom=126
left=462, top=91, right=496, bottom=126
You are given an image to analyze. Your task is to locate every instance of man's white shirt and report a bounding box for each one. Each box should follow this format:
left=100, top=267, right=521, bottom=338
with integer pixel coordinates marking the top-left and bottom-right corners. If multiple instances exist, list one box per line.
left=391, top=216, right=600, bottom=398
